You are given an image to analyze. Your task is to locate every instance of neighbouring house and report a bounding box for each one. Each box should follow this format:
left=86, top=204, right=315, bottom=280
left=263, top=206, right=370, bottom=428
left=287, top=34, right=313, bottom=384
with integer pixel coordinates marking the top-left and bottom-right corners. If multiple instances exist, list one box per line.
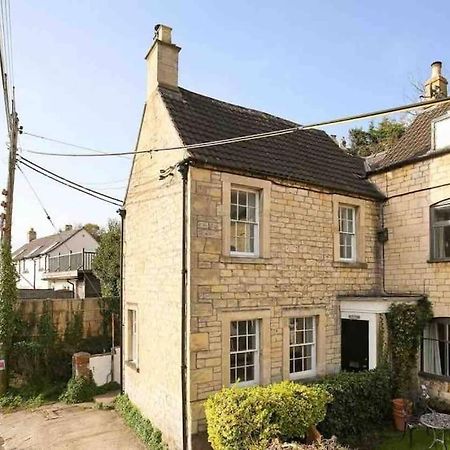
left=367, top=61, right=450, bottom=399
left=123, top=24, right=450, bottom=449
left=13, top=225, right=100, bottom=298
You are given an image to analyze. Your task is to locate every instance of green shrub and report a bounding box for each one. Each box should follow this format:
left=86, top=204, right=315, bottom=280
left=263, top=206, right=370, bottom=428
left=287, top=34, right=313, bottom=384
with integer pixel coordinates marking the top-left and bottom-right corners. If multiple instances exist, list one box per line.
left=59, top=375, right=97, bottom=404
left=314, top=367, right=392, bottom=445
left=115, top=394, right=165, bottom=449
left=205, top=381, right=332, bottom=450
left=0, top=380, right=66, bottom=411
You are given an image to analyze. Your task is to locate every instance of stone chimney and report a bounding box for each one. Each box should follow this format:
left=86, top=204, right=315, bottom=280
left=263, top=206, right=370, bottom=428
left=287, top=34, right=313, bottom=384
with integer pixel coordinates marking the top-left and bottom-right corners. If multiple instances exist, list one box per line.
left=28, top=227, right=36, bottom=242
left=424, top=61, right=448, bottom=99
left=65, top=224, right=73, bottom=231
left=145, top=24, right=180, bottom=96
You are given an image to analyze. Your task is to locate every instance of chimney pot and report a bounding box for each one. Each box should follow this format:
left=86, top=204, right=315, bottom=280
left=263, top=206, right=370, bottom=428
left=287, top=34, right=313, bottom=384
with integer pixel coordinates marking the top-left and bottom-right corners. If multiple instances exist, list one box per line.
left=424, top=60, right=448, bottom=100
left=28, top=227, right=36, bottom=242
left=431, top=61, right=443, bottom=78
left=154, top=24, right=172, bottom=44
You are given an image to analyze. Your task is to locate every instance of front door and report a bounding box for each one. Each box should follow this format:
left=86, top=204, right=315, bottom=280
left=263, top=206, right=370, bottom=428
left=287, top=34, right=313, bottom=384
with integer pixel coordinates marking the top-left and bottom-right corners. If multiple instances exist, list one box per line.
left=341, top=319, right=369, bottom=372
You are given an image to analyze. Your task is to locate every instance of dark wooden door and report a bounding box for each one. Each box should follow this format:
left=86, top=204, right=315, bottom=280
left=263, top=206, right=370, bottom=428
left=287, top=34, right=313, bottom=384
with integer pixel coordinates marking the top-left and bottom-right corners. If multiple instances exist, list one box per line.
left=341, top=319, right=369, bottom=372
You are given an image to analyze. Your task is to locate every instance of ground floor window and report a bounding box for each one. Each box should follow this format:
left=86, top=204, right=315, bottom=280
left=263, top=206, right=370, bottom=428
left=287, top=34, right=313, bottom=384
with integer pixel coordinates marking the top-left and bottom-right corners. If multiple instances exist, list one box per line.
left=230, top=319, right=259, bottom=386
left=422, top=318, right=450, bottom=377
left=289, top=316, right=316, bottom=378
left=127, top=308, right=138, bottom=365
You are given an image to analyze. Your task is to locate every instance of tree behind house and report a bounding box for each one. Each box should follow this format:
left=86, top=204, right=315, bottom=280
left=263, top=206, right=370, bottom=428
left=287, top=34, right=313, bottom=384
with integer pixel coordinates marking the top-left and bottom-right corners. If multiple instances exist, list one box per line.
left=347, top=118, right=407, bottom=157
left=92, top=219, right=120, bottom=297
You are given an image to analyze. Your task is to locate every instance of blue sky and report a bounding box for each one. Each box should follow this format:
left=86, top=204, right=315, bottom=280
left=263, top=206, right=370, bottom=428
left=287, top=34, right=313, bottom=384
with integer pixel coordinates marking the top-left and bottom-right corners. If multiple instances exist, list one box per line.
left=1, top=0, right=449, bottom=247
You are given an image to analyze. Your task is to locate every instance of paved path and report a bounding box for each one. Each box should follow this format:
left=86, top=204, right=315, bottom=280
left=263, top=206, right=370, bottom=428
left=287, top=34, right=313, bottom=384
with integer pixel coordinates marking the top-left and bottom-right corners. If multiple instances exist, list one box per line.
left=0, top=403, right=146, bottom=449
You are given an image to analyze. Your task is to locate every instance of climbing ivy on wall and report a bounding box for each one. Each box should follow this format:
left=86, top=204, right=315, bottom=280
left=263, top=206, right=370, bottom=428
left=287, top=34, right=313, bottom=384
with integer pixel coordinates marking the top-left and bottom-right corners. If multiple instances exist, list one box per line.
left=386, top=297, right=433, bottom=398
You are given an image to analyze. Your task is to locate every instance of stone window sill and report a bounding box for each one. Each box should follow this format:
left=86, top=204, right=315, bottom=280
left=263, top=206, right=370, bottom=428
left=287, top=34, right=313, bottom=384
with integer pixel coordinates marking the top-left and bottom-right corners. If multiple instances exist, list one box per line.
left=427, top=259, right=450, bottom=264
left=332, top=261, right=368, bottom=269
left=220, top=256, right=272, bottom=265
left=125, top=361, right=140, bottom=373
left=419, top=371, right=450, bottom=382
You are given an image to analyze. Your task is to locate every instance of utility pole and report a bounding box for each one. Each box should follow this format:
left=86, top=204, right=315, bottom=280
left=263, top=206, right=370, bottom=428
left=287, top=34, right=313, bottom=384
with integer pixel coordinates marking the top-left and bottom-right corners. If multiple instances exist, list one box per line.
left=3, top=100, right=19, bottom=248
left=0, top=94, right=19, bottom=394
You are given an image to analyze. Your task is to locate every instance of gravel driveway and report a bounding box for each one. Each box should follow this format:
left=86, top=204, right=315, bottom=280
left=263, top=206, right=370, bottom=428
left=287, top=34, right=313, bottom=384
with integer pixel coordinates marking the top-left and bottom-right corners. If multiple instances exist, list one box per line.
left=0, top=403, right=146, bottom=449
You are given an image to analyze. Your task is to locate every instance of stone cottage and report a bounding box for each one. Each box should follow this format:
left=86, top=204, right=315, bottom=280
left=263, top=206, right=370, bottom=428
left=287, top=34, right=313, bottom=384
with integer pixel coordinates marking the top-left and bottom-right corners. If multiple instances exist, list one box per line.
left=123, top=24, right=450, bottom=449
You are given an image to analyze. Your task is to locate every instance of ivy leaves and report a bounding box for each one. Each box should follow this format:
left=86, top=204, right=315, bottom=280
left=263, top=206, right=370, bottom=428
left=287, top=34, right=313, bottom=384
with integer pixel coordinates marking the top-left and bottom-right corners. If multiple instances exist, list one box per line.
left=386, top=298, right=433, bottom=398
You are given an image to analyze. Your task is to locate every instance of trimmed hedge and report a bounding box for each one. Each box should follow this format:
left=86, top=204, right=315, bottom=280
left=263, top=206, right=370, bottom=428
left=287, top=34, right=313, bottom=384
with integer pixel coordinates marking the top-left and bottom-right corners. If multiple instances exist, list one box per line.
left=115, top=394, right=165, bottom=449
left=205, top=381, right=332, bottom=450
left=314, top=367, right=392, bottom=444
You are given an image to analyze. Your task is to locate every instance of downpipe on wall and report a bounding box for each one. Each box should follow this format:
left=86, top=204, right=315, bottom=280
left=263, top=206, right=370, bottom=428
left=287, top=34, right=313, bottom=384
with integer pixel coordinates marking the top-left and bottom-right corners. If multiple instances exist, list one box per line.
left=178, top=160, right=189, bottom=450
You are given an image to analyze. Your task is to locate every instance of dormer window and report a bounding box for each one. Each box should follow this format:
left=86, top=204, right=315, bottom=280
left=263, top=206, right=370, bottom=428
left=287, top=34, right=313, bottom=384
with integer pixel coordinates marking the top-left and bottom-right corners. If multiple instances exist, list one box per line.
left=433, top=114, right=450, bottom=151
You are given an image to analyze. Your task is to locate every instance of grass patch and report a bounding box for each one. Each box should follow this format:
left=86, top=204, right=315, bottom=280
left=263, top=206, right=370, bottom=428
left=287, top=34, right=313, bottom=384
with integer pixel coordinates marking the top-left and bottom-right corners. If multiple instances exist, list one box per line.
left=115, top=394, right=165, bottom=449
left=376, top=428, right=435, bottom=450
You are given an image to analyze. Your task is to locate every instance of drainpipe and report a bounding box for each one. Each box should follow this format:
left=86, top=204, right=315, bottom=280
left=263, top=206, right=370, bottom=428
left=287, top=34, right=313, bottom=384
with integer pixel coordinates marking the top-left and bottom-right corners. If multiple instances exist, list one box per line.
left=178, top=161, right=189, bottom=450
left=33, top=259, right=36, bottom=289
left=118, top=207, right=126, bottom=393
left=67, top=279, right=75, bottom=298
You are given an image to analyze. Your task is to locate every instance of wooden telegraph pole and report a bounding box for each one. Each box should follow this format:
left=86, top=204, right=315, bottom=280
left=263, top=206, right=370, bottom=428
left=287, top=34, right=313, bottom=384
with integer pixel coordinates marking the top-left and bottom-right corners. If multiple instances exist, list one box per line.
left=3, top=102, right=19, bottom=248
left=0, top=92, right=19, bottom=394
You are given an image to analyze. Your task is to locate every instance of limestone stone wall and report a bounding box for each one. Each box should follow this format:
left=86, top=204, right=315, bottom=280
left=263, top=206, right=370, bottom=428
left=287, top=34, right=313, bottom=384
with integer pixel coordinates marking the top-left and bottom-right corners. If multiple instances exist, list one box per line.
left=370, top=153, right=450, bottom=317
left=19, top=297, right=103, bottom=337
left=123, top=90, right=186, bottom=450
left=188, top=167, right=381, bottom=435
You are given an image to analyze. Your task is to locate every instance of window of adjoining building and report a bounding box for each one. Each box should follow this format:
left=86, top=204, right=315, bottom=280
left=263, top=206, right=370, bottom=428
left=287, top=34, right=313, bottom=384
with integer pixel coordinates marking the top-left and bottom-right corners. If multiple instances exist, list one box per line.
left=230, top=188, right=259, bottom=256
left=289, top=316, right=316, bottom=378
left=229, top=319, right=259, bottom=386
left=127, top=308, right=138, bottom=365
left=433, top=114, right=450, bottom=151
left=339, top=205, right=357, bottom=261
left=430, top=200, right=450, bottom=261
left=422, top=318, right=450, bottom=377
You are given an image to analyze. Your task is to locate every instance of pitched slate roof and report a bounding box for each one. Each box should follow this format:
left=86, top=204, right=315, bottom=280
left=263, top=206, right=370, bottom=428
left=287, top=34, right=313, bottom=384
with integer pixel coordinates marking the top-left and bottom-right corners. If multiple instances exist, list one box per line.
left=372, top=103, right=450, bottom=171
left=12, top=229, right=78, bottom=261
left=160, top=87, right=383, bottom=199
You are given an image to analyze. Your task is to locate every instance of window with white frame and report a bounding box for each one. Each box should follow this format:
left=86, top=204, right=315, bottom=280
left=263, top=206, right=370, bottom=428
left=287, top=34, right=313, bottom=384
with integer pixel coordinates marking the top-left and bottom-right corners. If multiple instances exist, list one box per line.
left=127, top=309, right=138, bottom=365
left=289, top=317, right=316, bottom=378
left=433, top=114, right=450, bottom=151
left=229, top=319, right=259, bottom=385
left=339, top=205, right=356, bottom=261
left=230, top=188, right=259, bottom=256
left=431, top=200, right=450, bottom=260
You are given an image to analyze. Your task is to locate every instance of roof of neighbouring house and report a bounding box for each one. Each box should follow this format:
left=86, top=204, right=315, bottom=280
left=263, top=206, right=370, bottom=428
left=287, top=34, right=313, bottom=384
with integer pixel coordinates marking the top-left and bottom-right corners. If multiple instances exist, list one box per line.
left=159, top=87, right=384, bottom=199
left=12, top=229, right=79, bottom=261
left=368, top=102, right=450, bottom=172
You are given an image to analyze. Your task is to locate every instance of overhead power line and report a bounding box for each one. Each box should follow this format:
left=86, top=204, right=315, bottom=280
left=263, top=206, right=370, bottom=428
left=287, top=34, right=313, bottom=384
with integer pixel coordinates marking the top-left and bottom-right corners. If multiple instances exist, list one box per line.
left=17, top=165, right=56, bottom=226
left=20, top=96, right=450, bottom=158
left=21, top=132, right=131, bottom=159
left=17, top=158, right=123, bottom=207
left=19, top=156, right=123, bottom=203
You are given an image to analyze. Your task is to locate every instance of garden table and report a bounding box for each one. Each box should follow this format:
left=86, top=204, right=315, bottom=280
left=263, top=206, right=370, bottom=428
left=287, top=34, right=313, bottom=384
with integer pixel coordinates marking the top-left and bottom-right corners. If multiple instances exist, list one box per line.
left=420, top=412, right=450, bottom=449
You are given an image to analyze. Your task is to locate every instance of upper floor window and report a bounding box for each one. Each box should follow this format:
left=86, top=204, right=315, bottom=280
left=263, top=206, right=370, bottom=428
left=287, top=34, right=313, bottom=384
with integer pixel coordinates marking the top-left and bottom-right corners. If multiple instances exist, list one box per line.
left=229, top=319, right=259, bottom=386
left=289, top=316, right=316, bottom=379
left=430, top=200, right=450, bottom=261
left=339, top=205, right=356, bottom=261
left=230, top=188, right=259, bottom=257
left=433, top=114, right=450, bottom=151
